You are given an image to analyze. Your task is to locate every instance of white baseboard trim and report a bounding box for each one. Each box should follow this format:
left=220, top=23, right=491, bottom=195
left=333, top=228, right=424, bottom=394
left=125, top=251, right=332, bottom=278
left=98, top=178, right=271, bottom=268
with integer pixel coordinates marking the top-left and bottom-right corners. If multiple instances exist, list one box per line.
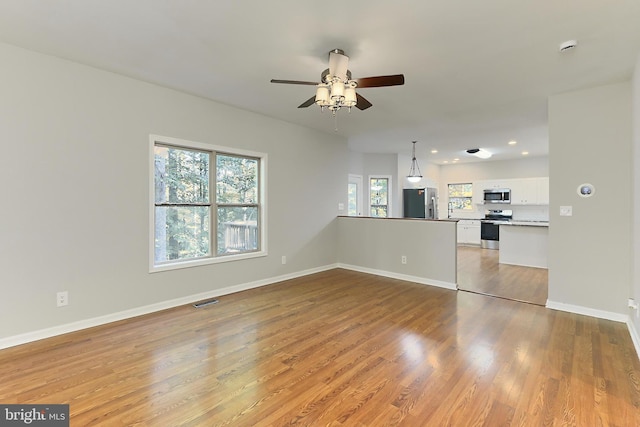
left=545, top=300, right=628, bottom=323
left=337, top=263, right=458, bottom=291
left=627, top=319, right=640, bottom=362
left=0, top=264, right=339, bottom=350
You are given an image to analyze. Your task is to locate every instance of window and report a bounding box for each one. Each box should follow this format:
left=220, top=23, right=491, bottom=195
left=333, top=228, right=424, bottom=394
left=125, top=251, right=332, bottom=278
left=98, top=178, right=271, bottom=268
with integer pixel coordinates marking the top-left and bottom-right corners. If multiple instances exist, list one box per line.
left=151, top=135, right=265, bottom=271
left=348, top=174, right=363, bottom=216
left=369, top=176, right=391, bottom=217
left=448, top=183, right=473, bottom=210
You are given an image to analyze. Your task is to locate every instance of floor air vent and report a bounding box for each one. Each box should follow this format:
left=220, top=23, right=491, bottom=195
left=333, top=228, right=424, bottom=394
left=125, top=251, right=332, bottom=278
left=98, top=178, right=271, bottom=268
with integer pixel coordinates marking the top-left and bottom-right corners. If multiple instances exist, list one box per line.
left=193, top=299, right=219, bottom=308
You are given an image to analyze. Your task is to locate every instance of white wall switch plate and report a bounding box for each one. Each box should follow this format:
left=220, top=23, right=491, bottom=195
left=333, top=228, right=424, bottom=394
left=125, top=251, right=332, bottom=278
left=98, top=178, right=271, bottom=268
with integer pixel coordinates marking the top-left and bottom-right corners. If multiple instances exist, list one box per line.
left=338, top=203, right=345, bottom=211
left=559, top=206, right=573, bottom=216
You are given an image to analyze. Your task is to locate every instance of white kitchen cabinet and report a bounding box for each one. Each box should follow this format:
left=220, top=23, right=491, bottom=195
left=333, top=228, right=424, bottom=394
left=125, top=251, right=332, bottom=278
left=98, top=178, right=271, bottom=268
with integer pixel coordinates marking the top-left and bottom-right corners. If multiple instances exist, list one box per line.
left=483, top=180, right=508, bottom=189
left=472, top=181, right=486, bottom=205
left=537, top=177, right=549, bottom=204
left=457, top=220, right=481, bottom=245
left=509, top=177, right=549, bottom=205
left=510, top=178, right=537, bottom=205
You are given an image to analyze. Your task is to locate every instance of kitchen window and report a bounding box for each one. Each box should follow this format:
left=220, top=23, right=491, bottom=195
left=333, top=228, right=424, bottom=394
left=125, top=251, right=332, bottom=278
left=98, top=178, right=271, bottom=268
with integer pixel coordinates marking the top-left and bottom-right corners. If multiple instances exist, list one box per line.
left=369, top=176, right=391, bottom=217
left=150, top=135, right=266, bottom=272
left=448, top=183, right=473, bottom=211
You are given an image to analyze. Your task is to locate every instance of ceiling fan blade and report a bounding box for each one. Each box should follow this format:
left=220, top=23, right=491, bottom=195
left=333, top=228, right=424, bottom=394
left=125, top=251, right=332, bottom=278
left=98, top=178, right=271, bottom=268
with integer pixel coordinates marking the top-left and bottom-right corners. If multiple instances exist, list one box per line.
left=355, top=93, right=373, bottom=110
left=356, top=74, right=405, bottom=88
left=271, top=79, right=319, bottom=85
left=298, top=96, right=316, bottom=108
left=328, top=49, right=349, bottom=81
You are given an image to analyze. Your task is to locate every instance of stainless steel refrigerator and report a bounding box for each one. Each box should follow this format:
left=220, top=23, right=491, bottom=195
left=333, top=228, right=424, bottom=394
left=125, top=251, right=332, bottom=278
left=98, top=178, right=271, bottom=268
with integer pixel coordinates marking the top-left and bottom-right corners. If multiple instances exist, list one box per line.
left=403, top=188, right=438, bottom=219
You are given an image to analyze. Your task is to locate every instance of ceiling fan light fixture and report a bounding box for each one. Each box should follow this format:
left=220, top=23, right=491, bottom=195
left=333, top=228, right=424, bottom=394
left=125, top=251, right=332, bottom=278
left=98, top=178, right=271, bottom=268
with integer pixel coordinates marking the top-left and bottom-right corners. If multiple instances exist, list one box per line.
left=271, top=49, right=404, bottom=119
left=407, top=141, right=423, bottom=183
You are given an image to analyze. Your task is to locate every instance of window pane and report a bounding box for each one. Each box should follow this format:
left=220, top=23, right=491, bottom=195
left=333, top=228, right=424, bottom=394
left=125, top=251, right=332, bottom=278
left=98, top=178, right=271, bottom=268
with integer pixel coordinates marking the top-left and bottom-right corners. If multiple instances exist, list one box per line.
left=448, top=183, right=473, bottom=211
left=370, top=206, right=388, bottom=217
left=370, top=178, right=388, bottom=206
left=449, top=197, right=472, bottom=210
left=217, top=155, right=258, bottom=204
left=448, top=183, right=472, bottom=198
left=155, top=206, right=210, bottom=262
left=154, top=146, right=209, bottom=204
left=348, top=183, right=357, bottom=216
left=217, top=207, right=258, bottom=255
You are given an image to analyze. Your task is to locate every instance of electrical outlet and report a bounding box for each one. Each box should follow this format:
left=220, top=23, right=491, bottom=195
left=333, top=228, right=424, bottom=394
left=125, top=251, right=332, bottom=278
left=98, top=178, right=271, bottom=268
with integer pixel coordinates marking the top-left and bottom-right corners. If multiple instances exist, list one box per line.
left=57, top=291, right=69, bottom=307
left=281, top=256, right=287, bottom=265
left=401, top=255, right=407, bottom=264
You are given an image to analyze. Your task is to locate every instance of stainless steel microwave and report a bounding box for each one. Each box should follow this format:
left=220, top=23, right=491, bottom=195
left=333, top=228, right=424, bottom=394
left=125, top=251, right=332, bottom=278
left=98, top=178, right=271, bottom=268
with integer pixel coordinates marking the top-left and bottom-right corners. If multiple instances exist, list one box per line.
left=483, top=188, right=511, bottom=204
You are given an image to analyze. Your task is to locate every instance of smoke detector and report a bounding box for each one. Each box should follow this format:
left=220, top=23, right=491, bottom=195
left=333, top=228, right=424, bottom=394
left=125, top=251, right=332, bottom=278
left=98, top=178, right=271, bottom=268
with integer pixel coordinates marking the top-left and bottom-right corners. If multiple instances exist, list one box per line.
left=559, top=40, right=578, bottom=52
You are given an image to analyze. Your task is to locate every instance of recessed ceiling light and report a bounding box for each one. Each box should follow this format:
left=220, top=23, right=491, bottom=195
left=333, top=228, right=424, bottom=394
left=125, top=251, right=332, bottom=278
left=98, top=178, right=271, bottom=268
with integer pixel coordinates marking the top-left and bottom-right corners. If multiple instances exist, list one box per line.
left=508, top=140, right=517, bottom=145
left=431, top=149, right=438, bottom=154
left=453, top=158, right=459, bottom=161
left=443, top=160, right=449, bottom=164
left=522, top=151, right=529, bottom=156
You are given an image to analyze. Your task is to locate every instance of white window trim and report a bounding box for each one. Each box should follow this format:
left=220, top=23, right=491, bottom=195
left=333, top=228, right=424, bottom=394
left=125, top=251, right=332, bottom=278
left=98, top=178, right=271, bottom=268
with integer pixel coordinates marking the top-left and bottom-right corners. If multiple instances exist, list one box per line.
left=368, top=175, right=392, bottom=218
left=149, top=134, right=268, bottom=273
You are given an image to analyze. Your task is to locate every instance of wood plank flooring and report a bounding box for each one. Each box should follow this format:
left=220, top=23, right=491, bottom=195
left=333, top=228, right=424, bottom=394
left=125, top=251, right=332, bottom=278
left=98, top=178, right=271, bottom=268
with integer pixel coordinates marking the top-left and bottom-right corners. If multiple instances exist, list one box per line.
left=457, top=245, right=548, bottom=306
left=1, top=269, right=638, bottom=426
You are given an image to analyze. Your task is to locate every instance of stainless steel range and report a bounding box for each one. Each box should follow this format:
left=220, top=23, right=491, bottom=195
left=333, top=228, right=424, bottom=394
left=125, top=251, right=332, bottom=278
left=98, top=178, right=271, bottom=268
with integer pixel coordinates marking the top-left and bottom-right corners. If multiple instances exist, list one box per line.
left=481, top=209, right=512, bottom=249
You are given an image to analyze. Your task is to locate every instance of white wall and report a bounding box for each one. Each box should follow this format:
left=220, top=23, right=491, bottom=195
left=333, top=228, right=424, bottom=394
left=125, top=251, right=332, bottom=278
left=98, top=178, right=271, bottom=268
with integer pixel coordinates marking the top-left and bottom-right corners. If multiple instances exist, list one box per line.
left=548, top=81, right=632, bottom=317
left=0, top=43, right=348, bottom=340
left=632, top=53, right=640, bottom=334
left=337, top=217, right=457, bottom=288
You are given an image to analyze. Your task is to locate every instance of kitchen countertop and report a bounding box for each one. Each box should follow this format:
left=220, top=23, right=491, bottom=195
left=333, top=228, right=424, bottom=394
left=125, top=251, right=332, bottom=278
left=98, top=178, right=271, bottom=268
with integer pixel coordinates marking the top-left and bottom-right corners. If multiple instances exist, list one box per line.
left=501, top=221, right=549, bottom=227
left=448, top=218, right=549, bottom=226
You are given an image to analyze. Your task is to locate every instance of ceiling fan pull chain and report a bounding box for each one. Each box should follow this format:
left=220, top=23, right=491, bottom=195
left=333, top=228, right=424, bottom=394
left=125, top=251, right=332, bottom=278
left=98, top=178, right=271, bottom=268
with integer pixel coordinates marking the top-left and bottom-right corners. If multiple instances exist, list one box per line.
left=334, top=110, right=339, bottom=131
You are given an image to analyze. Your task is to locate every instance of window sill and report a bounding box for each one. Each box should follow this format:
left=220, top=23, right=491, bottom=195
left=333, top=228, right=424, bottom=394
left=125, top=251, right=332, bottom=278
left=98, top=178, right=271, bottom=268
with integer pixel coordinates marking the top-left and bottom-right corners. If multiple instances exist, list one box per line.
left=150, top=250, right=267, bottom=273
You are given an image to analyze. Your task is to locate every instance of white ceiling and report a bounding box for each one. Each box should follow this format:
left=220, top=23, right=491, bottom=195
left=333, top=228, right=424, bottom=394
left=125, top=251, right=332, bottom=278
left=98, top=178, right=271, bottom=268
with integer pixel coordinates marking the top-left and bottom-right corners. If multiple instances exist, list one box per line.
left=1, top=1, right=639, bottom=163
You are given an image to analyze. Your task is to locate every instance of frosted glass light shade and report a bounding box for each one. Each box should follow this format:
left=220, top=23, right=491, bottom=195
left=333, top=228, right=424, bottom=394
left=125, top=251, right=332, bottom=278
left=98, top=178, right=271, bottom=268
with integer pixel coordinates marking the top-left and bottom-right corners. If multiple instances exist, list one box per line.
left=344, top=85, right=357, bottom=107
left=331, top=81, right=345, bottom=101
left=315, top=85, right=330, bottom=106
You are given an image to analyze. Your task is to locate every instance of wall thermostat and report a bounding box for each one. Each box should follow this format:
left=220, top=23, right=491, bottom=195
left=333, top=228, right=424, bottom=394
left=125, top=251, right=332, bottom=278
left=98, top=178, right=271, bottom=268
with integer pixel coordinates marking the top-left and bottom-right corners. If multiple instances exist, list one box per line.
left=577, top=183, right=595, bottom=198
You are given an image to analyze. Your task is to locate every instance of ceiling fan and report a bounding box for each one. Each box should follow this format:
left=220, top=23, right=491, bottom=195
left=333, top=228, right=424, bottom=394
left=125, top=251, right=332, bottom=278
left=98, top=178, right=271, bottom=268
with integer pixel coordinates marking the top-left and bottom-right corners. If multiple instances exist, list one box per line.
left=270, top=48, right=405, bottom=113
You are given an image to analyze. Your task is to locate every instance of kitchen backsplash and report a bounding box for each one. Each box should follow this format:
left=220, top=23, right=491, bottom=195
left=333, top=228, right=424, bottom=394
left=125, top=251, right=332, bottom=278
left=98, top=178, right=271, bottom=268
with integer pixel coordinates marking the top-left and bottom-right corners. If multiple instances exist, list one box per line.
left=510, top=205, right=549, bottom=221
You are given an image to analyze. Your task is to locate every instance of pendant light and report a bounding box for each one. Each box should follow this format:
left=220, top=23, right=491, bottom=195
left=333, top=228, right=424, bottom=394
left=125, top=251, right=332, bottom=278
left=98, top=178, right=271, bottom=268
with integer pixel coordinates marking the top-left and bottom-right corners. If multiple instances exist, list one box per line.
left=407, top=141, right=423, bottom=183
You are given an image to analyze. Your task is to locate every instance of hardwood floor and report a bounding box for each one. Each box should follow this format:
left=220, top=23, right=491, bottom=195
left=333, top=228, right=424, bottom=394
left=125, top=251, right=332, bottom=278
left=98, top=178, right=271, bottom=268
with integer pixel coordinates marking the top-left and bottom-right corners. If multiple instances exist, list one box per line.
left=457, top=245, right=548, bottom=305
left=1, top=269, right=638, bottom=426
